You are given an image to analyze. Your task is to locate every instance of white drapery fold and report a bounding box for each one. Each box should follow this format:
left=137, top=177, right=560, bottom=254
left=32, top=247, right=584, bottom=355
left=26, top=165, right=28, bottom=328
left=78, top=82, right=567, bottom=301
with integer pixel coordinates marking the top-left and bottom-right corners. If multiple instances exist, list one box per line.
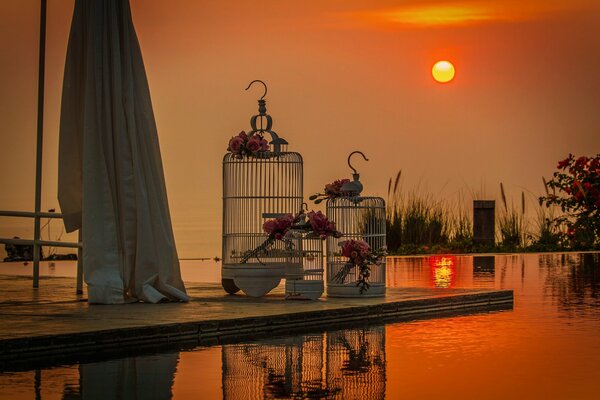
left=58, top=0, right=188, bottom=304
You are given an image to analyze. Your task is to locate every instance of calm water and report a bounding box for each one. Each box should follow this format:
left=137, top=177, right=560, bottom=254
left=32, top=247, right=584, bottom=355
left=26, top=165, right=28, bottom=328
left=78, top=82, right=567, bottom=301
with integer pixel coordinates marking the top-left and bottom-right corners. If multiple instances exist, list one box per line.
left=0, top=253, right=599, bottom=399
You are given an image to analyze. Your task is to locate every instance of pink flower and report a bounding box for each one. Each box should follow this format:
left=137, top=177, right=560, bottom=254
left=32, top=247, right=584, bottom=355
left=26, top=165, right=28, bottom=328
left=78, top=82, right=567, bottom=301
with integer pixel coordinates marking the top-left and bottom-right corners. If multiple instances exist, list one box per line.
left=557, top=158, right=570, bottom=169
left=260, top=138, right=269, bottom=151
left=247, top=135, right=261, bottom=152
left=308, top=211, right=335, bottom=238
left=238, top=131, right=248, bottom=140
left=342, top=239, right=371, bottom=261
left=228, top=136, right=244, bottom=153
left=324, top=179, right=351, bottom=196
left=262, top=219, right=278, bottom=235
left=263, top=213, right=294, bottom=238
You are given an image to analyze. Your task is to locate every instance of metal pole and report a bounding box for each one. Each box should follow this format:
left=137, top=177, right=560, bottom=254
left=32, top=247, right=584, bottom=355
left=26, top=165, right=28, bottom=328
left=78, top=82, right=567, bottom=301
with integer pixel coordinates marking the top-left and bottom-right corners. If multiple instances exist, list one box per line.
left=76, top=230, right=83, bottom=294
left=33, top=0, right=47, bottom=288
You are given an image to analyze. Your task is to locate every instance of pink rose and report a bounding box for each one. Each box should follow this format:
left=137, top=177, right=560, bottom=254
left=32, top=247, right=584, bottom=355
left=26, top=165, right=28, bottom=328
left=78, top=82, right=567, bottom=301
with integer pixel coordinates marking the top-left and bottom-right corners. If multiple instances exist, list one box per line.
left=308, top=211, right=332, bottom=237
left=325, top=179, right=351, bottom=196
left=247, top=135, right=261, bottom=152
left=228, top=136, right=245, bottom=153
left=263, top=219, right=278, bottom=235
left=342, top=239, right=371, bottom=262
left=238, top=131, right=248, bottom=140
left=263, top=213, right=294, bottom=238
left=260, top=138, right=269, bottom=151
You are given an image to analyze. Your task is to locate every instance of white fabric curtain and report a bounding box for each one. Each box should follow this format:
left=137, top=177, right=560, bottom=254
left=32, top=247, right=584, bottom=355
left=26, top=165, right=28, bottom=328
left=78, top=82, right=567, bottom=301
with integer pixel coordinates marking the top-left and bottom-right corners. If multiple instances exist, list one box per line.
left=58, top=0, right=188, bottom=304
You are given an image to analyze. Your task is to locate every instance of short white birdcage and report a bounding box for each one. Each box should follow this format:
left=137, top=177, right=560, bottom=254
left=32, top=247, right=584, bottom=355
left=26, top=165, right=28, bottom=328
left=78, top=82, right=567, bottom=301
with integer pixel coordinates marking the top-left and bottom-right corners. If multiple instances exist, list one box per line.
left=283, top=229, right=324, bottom=300
left=326, top=152, right=386, bottom=297
left=222, top=81, right=303, bottom=297
left=326, top=326, right=386, bottom=398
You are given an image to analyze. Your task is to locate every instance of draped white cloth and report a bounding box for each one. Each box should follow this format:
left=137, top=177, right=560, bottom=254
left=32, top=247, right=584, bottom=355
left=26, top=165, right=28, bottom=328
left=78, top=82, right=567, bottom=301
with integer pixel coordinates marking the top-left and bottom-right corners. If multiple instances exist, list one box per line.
left=58, top=0, right=188, bottom=304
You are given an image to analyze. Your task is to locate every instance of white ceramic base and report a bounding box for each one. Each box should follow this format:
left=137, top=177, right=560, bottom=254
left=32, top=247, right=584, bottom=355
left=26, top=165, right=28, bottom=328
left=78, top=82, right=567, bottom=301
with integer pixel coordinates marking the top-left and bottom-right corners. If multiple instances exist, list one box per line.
left=222, top=263, right=285, bottom=297
left=285, top=279, right=324, bottom=300
left=326, top=283, right=386, bottom=298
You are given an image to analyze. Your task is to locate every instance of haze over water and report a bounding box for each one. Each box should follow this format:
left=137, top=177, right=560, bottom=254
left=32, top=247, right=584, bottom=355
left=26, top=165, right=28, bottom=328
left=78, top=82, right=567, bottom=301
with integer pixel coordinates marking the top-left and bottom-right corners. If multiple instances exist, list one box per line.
left=1, top=1, right=599, bottom=258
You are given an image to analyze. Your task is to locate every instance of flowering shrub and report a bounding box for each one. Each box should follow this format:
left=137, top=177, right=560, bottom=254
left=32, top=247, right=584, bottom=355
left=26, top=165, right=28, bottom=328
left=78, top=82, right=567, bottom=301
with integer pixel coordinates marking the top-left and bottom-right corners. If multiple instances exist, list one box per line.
left=540, top=154, right=600, bottom=248
left=333, top=239, right=387, bottom=294
left=227, top=131, right=269, bottom=158
left=309, top=179, right=351, bottom=204
left=241, top=210, right=342, bottom=263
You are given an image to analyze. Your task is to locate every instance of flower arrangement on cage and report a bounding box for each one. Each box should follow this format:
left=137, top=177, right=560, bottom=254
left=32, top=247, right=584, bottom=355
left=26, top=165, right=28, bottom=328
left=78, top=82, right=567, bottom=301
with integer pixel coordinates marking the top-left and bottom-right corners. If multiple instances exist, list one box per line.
left=309, top=178, right=351, bottom=204
left=227, top=131, right=269, bottom=159
left=332, top=240, right=387, bottom=294
left=241, top=210, right=342, bottom=264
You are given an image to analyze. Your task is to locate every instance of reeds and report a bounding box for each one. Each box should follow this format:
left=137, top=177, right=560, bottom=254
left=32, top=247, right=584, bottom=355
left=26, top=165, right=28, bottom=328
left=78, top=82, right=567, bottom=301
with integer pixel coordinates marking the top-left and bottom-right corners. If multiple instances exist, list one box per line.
left=385, top=173, right=565, bottom=254
left=386, top=171, right=467, bottom=252
left=497, top=183, right=526, bottom=249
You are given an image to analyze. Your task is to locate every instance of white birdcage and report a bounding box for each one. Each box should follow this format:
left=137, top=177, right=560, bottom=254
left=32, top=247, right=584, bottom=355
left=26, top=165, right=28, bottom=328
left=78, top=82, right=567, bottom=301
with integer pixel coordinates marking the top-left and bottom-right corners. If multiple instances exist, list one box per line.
left=222, top=81, right=303, bottom=297
left=326, top=152, right=386, bottom=297
left=284, top=228, right=325, bottom=300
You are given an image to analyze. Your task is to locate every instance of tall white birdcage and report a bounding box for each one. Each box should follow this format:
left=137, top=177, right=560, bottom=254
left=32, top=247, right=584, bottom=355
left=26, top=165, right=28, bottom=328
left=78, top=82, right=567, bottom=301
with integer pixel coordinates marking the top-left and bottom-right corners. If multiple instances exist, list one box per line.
left=221, top=335, right=329, bottom=399
left=222, top=81, right=303, bottom=297
left=284, top=227, right=325, bottom=300
left=326, top=152, right=387, bottom=297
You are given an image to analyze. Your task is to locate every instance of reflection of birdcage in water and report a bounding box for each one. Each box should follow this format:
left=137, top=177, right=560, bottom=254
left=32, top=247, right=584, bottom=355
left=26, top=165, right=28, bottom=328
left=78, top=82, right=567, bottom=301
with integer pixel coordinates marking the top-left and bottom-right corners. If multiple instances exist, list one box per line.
left=325, top=326, right=386, bottom=399
left=221, top=335, right=330, bottom=399
left=222, top=81, right=303, bottom=297
left=326, top=152, right=386, bottom=297
left=284, top=229, right=325, bottom=300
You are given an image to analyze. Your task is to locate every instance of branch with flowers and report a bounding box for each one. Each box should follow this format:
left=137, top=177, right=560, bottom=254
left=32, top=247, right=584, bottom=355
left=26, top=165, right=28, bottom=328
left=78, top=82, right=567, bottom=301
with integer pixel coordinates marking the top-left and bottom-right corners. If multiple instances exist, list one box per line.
left=227, top=131, right=269, bottom=159
left=240, top=210, right=342, bottom=264
left=332, top=239, right=387, bottom=294
left=309, top=179, right=351, bottom=204
left=540, top=154, right=600, bottom=248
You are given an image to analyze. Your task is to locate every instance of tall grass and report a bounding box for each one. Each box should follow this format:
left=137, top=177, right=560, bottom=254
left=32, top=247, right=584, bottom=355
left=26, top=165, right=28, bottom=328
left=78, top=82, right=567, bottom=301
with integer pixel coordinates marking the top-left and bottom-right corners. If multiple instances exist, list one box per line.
left=385, top=172, right=565, bottom=254
left=496, top=183, right=527, bottom=249
left=386, top=171, right=470, bottom=252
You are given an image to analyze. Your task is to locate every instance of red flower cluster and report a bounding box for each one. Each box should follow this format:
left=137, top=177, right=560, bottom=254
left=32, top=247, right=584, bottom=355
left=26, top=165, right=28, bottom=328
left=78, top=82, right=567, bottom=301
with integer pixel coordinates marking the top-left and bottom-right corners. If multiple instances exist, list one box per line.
left=334, top=240, right=387, bottom=294
left=307, top=211, right=343, bottom=239
left=342, top=239, right=371, bottom=264
left=262, top=211, right=342, bottom=241
left=262, top=213, right=294, bottom=240
left=227, top=131, right=269, bottom=158
left=309, top=178, right=351, bottom=204
left=325, top=179, right=351, bottom=197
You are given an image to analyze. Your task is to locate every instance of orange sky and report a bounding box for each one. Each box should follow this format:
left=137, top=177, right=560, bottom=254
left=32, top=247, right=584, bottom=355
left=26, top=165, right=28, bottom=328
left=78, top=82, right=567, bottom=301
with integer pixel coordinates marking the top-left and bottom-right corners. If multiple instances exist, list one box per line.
left=1, top=0, right=599, bottom=258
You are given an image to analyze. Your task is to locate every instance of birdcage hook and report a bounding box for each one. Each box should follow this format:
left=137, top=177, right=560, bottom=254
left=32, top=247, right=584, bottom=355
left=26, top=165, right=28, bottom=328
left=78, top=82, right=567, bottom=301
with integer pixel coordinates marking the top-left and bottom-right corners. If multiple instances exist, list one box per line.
left=347, top=151, right=369, bottom=175
left=245, top=80, right=268, bottom=100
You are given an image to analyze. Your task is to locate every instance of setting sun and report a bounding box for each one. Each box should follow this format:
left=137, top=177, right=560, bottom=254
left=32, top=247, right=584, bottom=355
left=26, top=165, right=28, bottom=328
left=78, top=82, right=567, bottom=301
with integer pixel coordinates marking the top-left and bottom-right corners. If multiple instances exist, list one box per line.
left=432, top=60, right=455, bottom=83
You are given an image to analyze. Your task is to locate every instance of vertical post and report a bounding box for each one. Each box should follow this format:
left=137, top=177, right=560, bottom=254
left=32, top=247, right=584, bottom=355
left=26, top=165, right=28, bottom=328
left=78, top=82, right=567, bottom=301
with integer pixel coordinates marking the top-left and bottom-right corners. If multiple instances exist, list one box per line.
left=34, top=369, right=42, bottom=400
left=33, top=0, right=47, bottom=288
left=473, top=200, right=495, bottom=246
left=76, top=230, right=83, bottom=294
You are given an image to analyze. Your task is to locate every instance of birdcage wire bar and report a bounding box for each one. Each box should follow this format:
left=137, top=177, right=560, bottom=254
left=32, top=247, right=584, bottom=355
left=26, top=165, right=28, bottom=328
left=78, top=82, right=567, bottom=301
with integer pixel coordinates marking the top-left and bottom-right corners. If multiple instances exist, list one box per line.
left=222, top=150, right=303, bottom=296
left=326, top=196, right=386, bottom=297
left=284, top=231, right=324, bottom=300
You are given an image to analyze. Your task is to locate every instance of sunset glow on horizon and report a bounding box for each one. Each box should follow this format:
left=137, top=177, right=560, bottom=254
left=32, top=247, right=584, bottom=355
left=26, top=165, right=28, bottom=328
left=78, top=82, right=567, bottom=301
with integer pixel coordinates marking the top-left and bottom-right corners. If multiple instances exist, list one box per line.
left=0, top=0, right=599, bottom=258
